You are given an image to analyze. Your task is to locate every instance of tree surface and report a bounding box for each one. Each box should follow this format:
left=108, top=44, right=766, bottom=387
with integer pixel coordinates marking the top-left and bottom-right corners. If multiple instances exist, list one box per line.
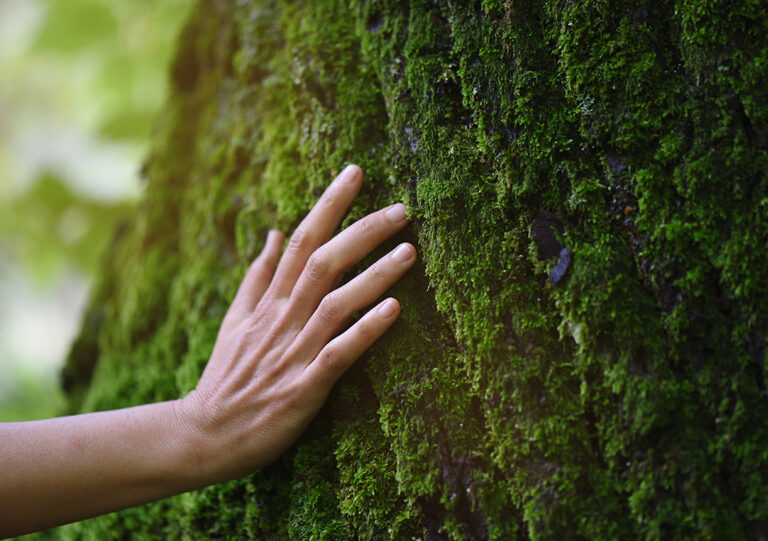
left=52, top=1, right=768, bottom=539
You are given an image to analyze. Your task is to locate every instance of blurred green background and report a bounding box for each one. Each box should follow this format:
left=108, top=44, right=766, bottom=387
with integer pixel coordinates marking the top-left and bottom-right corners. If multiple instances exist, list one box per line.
left=0, top=0, right=190, bottom=421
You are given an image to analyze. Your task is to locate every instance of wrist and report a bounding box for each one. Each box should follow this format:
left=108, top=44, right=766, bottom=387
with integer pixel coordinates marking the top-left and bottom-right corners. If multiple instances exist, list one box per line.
left=169, top=393, right=226, bottom=488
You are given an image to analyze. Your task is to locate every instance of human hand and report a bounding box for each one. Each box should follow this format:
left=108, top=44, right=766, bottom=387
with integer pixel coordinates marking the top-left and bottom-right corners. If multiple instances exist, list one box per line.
left=176, top=165, right=415, bottom=484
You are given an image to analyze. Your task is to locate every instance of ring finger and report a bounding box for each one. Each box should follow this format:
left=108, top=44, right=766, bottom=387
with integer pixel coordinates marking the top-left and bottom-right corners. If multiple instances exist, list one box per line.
left=284, top=242, right=416, bottom=365
left=286, top=202, right=410, bottom=324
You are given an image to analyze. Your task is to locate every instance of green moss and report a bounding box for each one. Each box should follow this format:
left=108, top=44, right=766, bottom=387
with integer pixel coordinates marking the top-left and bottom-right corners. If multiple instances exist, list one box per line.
left=41, top=0, right=768, bottom=539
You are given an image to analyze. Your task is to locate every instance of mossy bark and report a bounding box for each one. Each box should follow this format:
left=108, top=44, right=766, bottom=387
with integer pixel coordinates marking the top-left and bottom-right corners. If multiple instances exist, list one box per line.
left=53, top=1, right=768, bottom=539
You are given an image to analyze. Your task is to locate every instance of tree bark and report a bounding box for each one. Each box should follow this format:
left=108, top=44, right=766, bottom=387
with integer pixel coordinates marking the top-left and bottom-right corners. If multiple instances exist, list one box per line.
left=60, top=1, right=768, bottom=539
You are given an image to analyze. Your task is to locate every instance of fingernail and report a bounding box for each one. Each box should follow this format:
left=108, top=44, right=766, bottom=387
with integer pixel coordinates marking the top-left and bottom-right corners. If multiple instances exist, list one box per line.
left=391, top=243, right=414, bottom=263
left=378, top=299, right=397, bottom=318
left=385, top=203, right=408, bottom=223
left=339, top=164, right=361, bottom=184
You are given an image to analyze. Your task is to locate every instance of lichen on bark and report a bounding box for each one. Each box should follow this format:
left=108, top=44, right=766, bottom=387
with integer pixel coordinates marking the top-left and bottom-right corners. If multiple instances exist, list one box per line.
left=46, top=1, right=768, bottom=539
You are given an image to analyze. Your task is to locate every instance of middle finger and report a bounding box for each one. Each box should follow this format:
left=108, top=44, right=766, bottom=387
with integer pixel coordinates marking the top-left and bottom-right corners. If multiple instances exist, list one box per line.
left=286, top=202, right=410, bottom=324
left=269, top=164, right=362, bottom=298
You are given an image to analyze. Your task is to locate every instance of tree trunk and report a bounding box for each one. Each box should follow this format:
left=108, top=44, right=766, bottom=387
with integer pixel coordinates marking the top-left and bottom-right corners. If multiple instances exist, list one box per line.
left=60, top=1, right=768, bottom=539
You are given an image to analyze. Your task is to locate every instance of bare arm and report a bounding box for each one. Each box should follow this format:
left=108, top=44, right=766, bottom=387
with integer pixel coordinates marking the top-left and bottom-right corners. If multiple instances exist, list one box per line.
left=0, top=402, right=197, bottom=536
left=0, top=165, right=415, bottom=538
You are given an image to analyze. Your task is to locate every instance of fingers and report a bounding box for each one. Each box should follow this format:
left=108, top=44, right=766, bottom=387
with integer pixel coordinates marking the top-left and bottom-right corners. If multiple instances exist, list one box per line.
left=287, top=202, right=410, bottom=322
left=269, top=164, right=363, bottom=297
left=231, top=230, right=285, bottom=315
left=302, top=298, right=401, bottom=387
left=290, top=242, right=416, bottom=360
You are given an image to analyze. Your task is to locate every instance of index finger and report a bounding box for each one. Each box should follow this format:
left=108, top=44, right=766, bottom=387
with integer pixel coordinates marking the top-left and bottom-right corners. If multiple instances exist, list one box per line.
left=269, top=164, right=363, bottom=298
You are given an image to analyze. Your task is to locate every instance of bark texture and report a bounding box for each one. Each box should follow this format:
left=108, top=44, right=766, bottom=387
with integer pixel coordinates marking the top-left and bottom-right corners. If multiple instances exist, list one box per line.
left=55, top=1, right=768, bottom=539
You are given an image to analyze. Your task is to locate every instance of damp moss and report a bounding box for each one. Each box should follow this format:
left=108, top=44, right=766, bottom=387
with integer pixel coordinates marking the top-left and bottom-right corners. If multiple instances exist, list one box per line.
left=35, top=0, right=768, bottom=539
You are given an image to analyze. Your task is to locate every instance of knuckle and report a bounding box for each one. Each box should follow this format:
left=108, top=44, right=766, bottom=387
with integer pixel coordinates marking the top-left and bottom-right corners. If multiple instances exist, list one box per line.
left=356, top=320, right=376, bottom=343
left=305, top=250, right=332, bottom=281
left=355, top=216, right=376, bottom=238
left=250, top=296, right=285, bottom=327
left=319, top=190, right=340, bottom=210
left=318, top=346, right=340, bottom=371
left=288, top=227, right=313, bottom=253
left=278, top=380, right=303, bottom=405
left=367, top=261, right=387, bottom=283
left=318, top=293, right=344, bottom=323
left=313, top=347, right=343, bottom=381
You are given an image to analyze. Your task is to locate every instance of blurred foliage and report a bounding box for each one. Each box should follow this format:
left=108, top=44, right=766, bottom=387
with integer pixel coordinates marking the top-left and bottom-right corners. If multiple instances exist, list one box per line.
left=34, top=0, right=191, bottom=143
left=0, top=366, right=68, bottom=422
left=0, top=0, right=191, bottom=277
left=0, top=175, right=133, bottom=283
left=0, top=0, right=191, bottom=420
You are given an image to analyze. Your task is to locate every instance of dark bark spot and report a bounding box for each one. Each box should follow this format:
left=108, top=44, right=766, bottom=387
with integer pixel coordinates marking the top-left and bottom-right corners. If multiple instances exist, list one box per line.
left=417, top=441, right=489, bottom=540
left=531, top=209, right=565, bottom=260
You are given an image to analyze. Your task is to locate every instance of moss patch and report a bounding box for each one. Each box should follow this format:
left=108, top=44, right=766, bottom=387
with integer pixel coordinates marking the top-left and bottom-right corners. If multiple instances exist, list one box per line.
left=40, top=0, right=768, bottom=539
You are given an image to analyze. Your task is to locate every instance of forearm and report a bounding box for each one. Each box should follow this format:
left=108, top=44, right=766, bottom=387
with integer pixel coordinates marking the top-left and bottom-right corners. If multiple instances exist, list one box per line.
left=0, top=400, right=198, bottom=538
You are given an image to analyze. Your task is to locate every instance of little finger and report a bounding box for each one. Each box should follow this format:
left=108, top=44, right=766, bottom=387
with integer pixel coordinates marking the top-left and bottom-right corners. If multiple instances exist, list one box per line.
left=302, top=298, right=401, bottom=389
left=230, top=230, right=285, bottom=316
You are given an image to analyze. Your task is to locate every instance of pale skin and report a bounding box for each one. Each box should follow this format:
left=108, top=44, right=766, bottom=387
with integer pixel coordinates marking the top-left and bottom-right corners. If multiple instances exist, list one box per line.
left=0, top=165, right=416, bottom=538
